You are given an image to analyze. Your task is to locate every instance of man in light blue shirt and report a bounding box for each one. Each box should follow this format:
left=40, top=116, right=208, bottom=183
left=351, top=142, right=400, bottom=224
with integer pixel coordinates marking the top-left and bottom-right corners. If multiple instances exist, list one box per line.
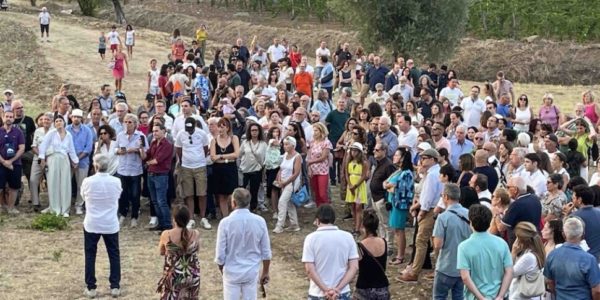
left=109, top=102, right=128, bottom=135
left=67, top=109, right=94, bottom=215
left=319, top=56, right=334, bottom=100
left=450, top=125, right=474, bottom=169
left=216, top=188, right=271, bottom=300
left=457, top=204, right=512, bottom=300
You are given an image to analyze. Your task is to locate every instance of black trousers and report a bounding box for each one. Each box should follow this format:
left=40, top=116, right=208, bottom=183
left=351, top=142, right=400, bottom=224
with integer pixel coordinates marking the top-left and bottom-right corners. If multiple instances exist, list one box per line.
left=84, top=230, right=120, bottom=290
left=242, top=170, right=262, bottom=211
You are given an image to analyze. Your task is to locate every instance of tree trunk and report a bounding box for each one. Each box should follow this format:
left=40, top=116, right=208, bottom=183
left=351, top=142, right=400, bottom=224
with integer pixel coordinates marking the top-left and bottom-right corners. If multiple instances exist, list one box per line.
left=30, top=0, right=36, bottom=6
left=112, top=0, right=127, bottom=24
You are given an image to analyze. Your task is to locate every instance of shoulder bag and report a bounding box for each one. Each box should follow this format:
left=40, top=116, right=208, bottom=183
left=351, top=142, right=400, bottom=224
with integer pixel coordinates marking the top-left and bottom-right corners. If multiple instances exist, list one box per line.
left=290, top=154, right=309, bottom=207
left=516, top=264, right=545, bottom=297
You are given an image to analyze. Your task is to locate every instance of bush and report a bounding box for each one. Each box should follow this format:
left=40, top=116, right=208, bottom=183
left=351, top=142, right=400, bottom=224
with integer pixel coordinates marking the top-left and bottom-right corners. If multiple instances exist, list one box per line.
left=31, top=214, right=69, bottom=232
left=77, top=0, right=99, bottom=17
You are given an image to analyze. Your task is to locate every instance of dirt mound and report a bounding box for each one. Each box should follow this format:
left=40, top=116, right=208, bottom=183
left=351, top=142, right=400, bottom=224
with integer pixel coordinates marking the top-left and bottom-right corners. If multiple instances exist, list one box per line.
left=450, top=37, right=600, bottom=85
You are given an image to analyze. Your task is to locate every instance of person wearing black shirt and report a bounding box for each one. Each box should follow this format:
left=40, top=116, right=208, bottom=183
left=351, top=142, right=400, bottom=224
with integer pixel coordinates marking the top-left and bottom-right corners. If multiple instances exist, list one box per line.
left=417, top=89, right=437, bottom=119
left=335, top=42, right=352, bottom=68
left=12, top=100, right=36, bottom=206
left=235, top=38, right=250, bottom=64
left=233, top=86, right=252, bottom=110
left=235, top=61, right=251, bottom=93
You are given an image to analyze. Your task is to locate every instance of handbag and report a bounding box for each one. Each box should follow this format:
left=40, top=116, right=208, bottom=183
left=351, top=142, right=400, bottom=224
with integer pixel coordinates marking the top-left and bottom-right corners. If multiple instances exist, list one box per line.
left=516, top=269, right=545, bottom=297
left=290, top=154, right=309, bottom=207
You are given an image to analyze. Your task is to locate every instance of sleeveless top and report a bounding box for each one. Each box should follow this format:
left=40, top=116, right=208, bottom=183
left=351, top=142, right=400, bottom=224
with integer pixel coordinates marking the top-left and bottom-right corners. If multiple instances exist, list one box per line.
left=215, top=139, right=235, bottom=165
left=340, top=69, right=352, bottom=87
left=149, top=69, right=160, bottom=87
left=514, top=106, right=531, bottom=132
left=157, top=236, right=200, bottom=299
left=280, top=152, right=301, bottom=188
left=585, top=103, right=599, bottom=124
left=356, top=239, right=389, bottom=289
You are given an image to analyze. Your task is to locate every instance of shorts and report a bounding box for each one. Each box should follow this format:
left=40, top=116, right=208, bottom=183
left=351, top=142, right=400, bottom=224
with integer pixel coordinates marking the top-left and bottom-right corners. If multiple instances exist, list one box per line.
left=265, top=167, right=280, bottom=196
left=0, top=164, right=22, bottom=190
left=98, top=48, right=106, bottom=54
left=40, top=24, right=49, bottom=34
left=149, top=86, right=160, bottom=96
left=180, top=166, right=207, bottom=197
left=359, top=84, right=370, bottom=98
left=110, top=44, right=118, bottom=51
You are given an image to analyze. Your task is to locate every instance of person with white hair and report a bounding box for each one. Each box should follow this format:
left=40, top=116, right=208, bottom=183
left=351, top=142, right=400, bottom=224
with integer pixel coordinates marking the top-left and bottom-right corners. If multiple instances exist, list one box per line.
left=377, top=116, right=398, bottom=159
left=38, top=7, right=50, bottom=42
left=81, top=153, right=123, bottom=298
left=273, top=136, right=302, bottom=233
left=109, top=102, right=129, bottom=135
left=544, top=216, right=600, bottom=299
left=497, top=176, right=542, bottom=247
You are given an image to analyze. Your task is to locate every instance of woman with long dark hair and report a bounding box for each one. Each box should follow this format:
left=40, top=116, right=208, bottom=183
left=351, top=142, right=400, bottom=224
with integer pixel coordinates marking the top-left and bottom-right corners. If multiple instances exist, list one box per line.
left=209, top=118, right=240, bottom=217
left=345, top=142, right=370, bottom=235
left=239, top=123, right=267, bottom=211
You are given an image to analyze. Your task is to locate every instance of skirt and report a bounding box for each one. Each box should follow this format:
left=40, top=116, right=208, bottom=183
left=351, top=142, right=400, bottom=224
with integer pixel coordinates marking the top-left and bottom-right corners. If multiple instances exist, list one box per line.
left=389, top=208, right=408, bottom=230
left=352, top=287, right=390, bottom=300
left=211, top=162, right=238, bottom=195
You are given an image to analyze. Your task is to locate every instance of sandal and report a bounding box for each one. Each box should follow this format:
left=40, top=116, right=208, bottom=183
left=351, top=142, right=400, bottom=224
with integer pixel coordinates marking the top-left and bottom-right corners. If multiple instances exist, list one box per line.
left=390, top=257, right=404, bottom=265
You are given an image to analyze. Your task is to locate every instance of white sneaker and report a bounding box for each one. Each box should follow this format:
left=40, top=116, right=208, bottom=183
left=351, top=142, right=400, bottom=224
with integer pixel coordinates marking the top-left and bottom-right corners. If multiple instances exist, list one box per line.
left=41, top=207, right=52, bottom=214
left=84, top=288, right=97, bottom=298
left=7, top=208, right=20, bottom=215
left=304, top=202, right=316, bottom=208
left=76, top=207, right=84, bottom=215
left=186, top=219, right=196, bottom=229
left=110, top=288, right=120, bottom=298
left=286, top=225, right=301, bottom=232
left=200, top=218, right=212, bottom=230
left=119, top=216, right=125, bottom=226
left=63, top=212, right=70, bottom=218
left=148, top=216, right=158, bottom=227
left=130, top=218, right=138, bottom=228
left=272, top=226, right=284, bottom=234
left=272, top=212, right=278, bottom=220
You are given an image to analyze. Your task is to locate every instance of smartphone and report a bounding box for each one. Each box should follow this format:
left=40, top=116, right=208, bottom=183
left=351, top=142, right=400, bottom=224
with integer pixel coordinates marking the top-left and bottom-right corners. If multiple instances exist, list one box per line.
left=120, top=146, right=126, bottom=152
left=139, top=136, right=145, bottom=147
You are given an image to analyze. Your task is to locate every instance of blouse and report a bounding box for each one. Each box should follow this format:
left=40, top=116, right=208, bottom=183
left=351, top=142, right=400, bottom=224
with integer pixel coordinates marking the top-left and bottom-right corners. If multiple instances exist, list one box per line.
left=31, top=127, right=49, bottom=158
left=239, top=140, right=267, bottom=173
left=541, top=191, right=567, bottom=219
left=38, top=129, right=79, bottom=163
left=308, top=139, right=332, bottom=175
left=264, top=140, right=283, bottom=170
left=95, top=140, right=119, bottom=175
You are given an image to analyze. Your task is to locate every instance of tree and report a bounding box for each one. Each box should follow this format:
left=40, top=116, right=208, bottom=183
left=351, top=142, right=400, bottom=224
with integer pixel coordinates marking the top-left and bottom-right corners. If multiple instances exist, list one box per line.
left=111, top=0, right=126, bottom=24
left=77, top=0, right=99, bottom=16
left=328, top=0, right=469, bottom=62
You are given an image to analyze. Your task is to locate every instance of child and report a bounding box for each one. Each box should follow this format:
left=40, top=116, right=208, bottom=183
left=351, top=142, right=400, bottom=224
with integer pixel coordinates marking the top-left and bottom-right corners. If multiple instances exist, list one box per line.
left=98, top=31, right=107, bottom=60
left=107, top=25, right=121, bottom=54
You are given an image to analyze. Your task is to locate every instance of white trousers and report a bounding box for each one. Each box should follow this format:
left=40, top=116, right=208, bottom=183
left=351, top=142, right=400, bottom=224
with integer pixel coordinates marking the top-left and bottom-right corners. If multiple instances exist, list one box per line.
left=74, top=167, right=88, bottom=208
left=29, top=156, right=43, bottom=205
left=276, top=184, right=298, bottom=228
left=223, top=279, right=258, bottom=300
left=47, top=153, right=72, bottom=215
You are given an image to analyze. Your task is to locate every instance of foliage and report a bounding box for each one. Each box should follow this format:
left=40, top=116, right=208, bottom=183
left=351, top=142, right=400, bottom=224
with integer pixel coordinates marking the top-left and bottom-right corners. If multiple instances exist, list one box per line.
left=209, top=0, right=330, bottom=21
left=77, top=0, right=99, bottom=16
left=31, top=214, right=69, bottom=232
left=467, top=0, right=600, bottom=41
left=52, top=248, right=64, bottom=262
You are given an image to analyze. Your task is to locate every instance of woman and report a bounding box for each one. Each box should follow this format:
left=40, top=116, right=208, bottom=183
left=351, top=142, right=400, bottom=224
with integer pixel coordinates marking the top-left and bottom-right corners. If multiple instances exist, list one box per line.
left=285, top=122, right=307, bottom=156
left=273, top=136, right=302, bottom=233
left=355, top=47, right=366, bottom=91
left=158, top=64, right=170, bottom=101
left=39, top=115, right=79, bottom=217
left=419, top=75, right=435, bottom=101
left=345, top=142, right=370, bottom=235
left=137, top=111, right=150, bottom=135
left=288, top=44, right=302, bottom=69
left=307, top=122, right=332, bottom=207
left=457, top=153, right=475, bottom=188
left=95, top=125, right=119, bottom=176
left=358, top=108, right=371, bottom=131
left=561, top=120, right=592, bottom=178
left=538, top=93, right=563, bottom=131
left=125, top=24, right=135, bottom=59
left=239, top=123, right=267, bottom=211
left=30, top=112, right=52, bottom=209
left=276, top=89, right=289, bottom=105
left=489, top=187, right=511, bottom=239
left=86, top=98, right=106, bottom=117
left=338, top=60, right=354, bottom=92
left=277, top=58, right=294, bottom=92
left=212, top=49, right=225, bottom=73
left=171, top=38, right=186, bottom=62
left=513, top=94, right=533, bottom=133
left=498, top=142, right=513, bottom=185
left=265, top=127, right=283, bottom=219
left=508, top=222, right=546, bottom=300
left=112, top=45, right=129, bottom=92
left=157, top=206, right=200, bottom=300
left=551, top=152, right=570, bottom=189
left=541, top=174, right=567, bottom=222
left=354, top=209, right=390, bottom=300
left=336, top=117, right=358, bottom=154
left=209, top=118, right=240, bottom=217
left=431, top=102, right=445, bottom=124
left=383, top=147, right=413, bottom=265
left=254, top=100, right=266, bottom=121
left=405, top=100, right=423, bottom=126
left=401, top=67, right=413, bottom=88
left=542, top=219, right=565, bottom=257
left=266, top=110, right=283, bottom=132
left=483, top=82, right=497, bottom=103
left=582, top=90, right=600, bottom=126
left=466, top=126, right=478, bottom=142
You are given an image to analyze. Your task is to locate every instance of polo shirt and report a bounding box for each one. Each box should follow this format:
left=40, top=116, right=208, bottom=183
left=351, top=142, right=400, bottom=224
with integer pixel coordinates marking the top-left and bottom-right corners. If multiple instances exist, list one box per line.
left=370, top=157, right=397, bottom=201
left=325, top=110, right=349, bottom=146
left=544, top=242, right=600, bottom=299
left=473, top=166, right=499, bottom=192
left=572, top=206, right=600, bottom=262
left=457, top=231, right=512, bottom=300
left=433, top=203, right=471, bottom=277
left=367, top=66, right=389, bottom=91
left=440, top=86, right=464, bottom=107
left=502, top=193, right=542, bottom=246
left=0, top=126, right=25, bottom=165
left=461, top=97, right=486, bottom=128
left=450, top=139, right=474, bottom=170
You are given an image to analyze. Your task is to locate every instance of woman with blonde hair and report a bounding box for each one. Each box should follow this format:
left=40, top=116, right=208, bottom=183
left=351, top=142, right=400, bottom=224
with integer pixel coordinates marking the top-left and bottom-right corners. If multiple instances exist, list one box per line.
left=489, top=187, right=511, bottom=240
left=508, top=222, right=546, bottom=300
left=307, top=122, right=332, bottom=207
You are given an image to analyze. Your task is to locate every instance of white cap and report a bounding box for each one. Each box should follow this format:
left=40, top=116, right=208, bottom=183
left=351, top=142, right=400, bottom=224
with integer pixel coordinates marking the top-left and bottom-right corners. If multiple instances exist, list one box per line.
left=3, top=89, right=13, bottom=95
left=71, top=109, right=83, bottom=117
left=417, top=142, right=432, bottom=151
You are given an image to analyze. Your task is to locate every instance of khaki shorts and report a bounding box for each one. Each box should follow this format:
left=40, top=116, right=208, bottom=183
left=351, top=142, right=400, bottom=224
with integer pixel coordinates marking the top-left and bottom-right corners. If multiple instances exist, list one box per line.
left=180, top=166, right=207, bottom=197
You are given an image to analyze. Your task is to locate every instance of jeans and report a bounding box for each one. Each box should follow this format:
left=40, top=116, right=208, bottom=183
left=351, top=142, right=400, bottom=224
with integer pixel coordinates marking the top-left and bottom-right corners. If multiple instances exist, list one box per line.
left=242, top=170, right=262, bottom=211
left=117, top=174, right=141, bottom=219
left=84, top=229, right=120, bottom=290
left=308, top=292, right=351, bottom=300
left=433, top=271, right=464, bottom=300
left=148, top=174, right=171, bottom=229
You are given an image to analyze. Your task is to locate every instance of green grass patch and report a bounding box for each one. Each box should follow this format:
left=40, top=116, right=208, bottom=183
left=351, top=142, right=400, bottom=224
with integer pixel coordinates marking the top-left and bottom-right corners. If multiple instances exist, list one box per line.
left=31, top=214, right=69, bottom=232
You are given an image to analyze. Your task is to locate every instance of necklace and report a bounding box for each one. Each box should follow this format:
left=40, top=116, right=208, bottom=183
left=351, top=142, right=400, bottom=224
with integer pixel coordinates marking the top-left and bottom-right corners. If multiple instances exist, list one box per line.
left=218, top=135, right=229, bottom=153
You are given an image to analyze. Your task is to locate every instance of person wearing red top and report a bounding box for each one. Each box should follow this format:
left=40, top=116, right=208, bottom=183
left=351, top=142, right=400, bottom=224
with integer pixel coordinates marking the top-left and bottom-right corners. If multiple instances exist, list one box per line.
left=288, top=44, right=302, bottom=69
left=293, top=63, right=313, bottom=98
left=145, top=124, right=174, bottom=231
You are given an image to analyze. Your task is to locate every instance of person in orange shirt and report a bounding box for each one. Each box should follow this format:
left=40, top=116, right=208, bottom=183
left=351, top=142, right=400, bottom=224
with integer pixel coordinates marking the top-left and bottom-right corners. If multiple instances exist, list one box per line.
left=293, top=63, right=313, bottom=98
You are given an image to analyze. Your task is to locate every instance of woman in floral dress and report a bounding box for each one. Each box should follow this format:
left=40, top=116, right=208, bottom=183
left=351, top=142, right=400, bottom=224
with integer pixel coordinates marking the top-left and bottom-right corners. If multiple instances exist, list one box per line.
left=157, top=206, right=200, bottom=299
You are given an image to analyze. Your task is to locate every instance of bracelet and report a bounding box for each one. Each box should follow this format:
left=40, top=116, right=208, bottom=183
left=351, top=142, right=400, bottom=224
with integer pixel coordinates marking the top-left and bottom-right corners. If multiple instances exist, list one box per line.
left=225, top=159, right=229, bottom=163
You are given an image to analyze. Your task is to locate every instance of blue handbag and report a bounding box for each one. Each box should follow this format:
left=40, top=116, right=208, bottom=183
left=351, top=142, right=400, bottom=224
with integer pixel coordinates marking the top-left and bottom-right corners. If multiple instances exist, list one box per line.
left=291, top=184, right=309, bottom=207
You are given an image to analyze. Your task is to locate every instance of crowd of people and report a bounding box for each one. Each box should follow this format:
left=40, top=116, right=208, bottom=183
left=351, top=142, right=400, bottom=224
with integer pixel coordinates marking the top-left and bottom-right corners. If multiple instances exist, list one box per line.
left=3, top=13, right=600, bottom=299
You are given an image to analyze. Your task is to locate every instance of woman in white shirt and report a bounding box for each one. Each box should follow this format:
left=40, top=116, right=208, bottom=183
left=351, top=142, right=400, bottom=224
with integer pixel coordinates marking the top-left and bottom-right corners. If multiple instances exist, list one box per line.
left=125, top=24, right=135, bottom=59
left=39, top=115, right=79, bottom=217
left=239, top=123, right=267, bottom=211
left=95, top=125, right=119, bottom=175
left=273, top=136, right=302, bottom=234
left=509, top=222, right=546, bottom=300
left=513, top=94, right=533, bottom=133
left=29, top=112, right=52, bottom=209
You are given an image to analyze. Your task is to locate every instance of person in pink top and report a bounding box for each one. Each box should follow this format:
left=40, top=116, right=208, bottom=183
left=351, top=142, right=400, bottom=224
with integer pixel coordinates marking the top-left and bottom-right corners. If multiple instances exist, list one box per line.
left=307, top=122, right=332, bottom=207
left=583, top=90, right=600, bottom=125
left=112, top=45, right=129, bottom=92
left=538, top=93, right=563, bottom=131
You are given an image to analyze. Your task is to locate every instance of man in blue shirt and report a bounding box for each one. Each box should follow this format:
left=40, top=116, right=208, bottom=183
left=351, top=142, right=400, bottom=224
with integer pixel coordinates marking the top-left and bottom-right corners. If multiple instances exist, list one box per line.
left=318, top=56, right=334, bottom=100
left=569, top=185, right=600, bottom=262
left=499, top=176, right=542, bottom=247
left=449, top=125, right=474, bottom=169
left=544, top=216, right=600, bottom=299
left=365, top=56, right=389, bottom=92
left=67, top=109, right=94, bottom=215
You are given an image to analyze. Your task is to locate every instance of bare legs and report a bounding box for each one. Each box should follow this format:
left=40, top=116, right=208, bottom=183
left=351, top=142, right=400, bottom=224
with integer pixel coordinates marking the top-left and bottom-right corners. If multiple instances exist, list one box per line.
left=270, top=189, right=279, bottom=213
left=353, top=203, right=363, bottom=232
left=395, top=229, right=406, bottom=260
left=217, top=194, right=230, bottom=217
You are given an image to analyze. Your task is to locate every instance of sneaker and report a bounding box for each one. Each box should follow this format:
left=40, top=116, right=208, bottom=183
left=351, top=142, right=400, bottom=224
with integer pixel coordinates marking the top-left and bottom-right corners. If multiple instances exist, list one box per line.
left=110, top=288, right=120, bottom=298
left=41, top=207, right=52, bottom=214
left=63, top=212, right=70, bottom=218
left=286, top=225, right=301, bottom=232
left=258, top=204, right=269, bottom=212
left=7, top=208, right=20, bottom=215
left=130, top=218, right=138, bottom=228
left=304, top=202, right=316, bottom=208
left=272, top=212, right=278, bottom=220
left=76, top=207, right=84, bottom=215
left=272, top=226, right=284, bottom=234
left=119, top=216, right=125, bottom=226
left=84, top=288, right=97, bottom=298
left=186, top=219, right=196, bottom=229
left=200, top=218, right=212, bottom=230
left=148, top=216, right=158, bottom=227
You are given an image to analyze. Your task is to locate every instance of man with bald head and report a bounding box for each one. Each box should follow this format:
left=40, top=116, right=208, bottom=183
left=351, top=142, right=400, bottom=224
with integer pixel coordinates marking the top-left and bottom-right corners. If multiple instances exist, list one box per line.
left=473, top=149, right=499, bottom=192
left=496, top=176, right=542, bottom=247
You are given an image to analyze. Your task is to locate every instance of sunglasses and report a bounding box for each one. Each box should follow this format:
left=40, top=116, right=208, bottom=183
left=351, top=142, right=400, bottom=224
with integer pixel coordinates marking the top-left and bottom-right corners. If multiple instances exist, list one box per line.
left=188, top=136, right=193, bottom=144
left=352, top=132, right=359, bottom=135
left=474, top=137, right=483, bottom=140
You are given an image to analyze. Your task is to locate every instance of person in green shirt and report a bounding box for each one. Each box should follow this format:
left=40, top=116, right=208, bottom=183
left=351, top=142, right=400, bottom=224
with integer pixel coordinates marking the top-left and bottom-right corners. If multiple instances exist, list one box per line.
left=325, top=98, right=349, bottom=185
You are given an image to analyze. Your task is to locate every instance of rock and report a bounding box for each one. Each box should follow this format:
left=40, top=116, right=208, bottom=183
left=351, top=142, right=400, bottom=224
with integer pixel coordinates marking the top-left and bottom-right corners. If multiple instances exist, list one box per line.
left=233, top=12, right=250, bottom=17
left=523, top=35, right=540, bottom=43
left=60, top=9, right=72, bottom=15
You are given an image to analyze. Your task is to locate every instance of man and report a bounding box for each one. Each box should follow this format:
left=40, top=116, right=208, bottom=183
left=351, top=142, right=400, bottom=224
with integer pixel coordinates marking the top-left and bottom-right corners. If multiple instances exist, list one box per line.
left=235, top=38, right=250, bottom=64
left=115, top=114, right=148, bottom=228
left=145, top=124, right=173, bottom=231
left=544, top=216, right=600, bottom=299
left=216, top=188, right=271, bottom=300
left=498, top=176, right=542, bottom=246
left=232, top=85, right=252, bottom=110
left=545, top=133, right=560, bottom=157
left=98, top=84, right=114, bottom=114
left=483, top=115, right=501, bottom=143
left=496, top=94, right=513, bottom=120
left=109, top=102, right=128, bottom=135
left=485, top=101, right=497, bottom=115
left=235, top=61, right=251, bottom=93
left=397, top=114, right=419, bottom=159
left=227, top=64, right=241, bottom=90
left=384, top=63, right=401, bottom=92
left=473, top=132, right=485, bottom=151
left=377, top=116, right=398, bottom=160
left=521, top=153, right=547, bottom=197
left=318, top=56, right=335, bottom=100
left=325, top=98, right=350, bottom=185
left=11, top=100, right=35, bottom=205
left=418, top=89, right=437, bottom=119
left=302, top=204, right=358, bottom=299
left=366, top=117, right=380, bottom=161
left=285, top=106, right=313, bottom=144
left=473, top=149, right=499, bottom=193
left=439, top=78, right=464, bottom=108
left=431, top=122, right=451, bottom=153
left=400, top=149, right=444, bottom=282
left=266, top=38, right=286, bottom=63
left=492, top=71, right=515, bottom=106
left=250, top=48, right=268, bottom=66
left=365, top=56, right=389, bottom=92
left=172, top=99, right=203, bottom=140
left=370, top=142, right=398, bottom=244
left=0, top=111, right=25, bottom=214
left=335, top=42, right=352, bottom=67
left=56, top=96, right=71, bottom=122
left=449, top=125, right=474, bottom=169
left=469, top=173, right=492, bottom=208
left=293, top=64, right=314, bottom=99
left=67, top=109, right=95, bottom=215
left=432, top=183, right=471, bottom=300
left=150, top=100, right=174, bottom=131
left=314, top=41, right=330, bottom=85
left=406, top=59, right=421, bottom=96
left=457, top=205, right=512, bottom=300
left=296, top=56, right=315, bottom=76
left=38, top=7, right=50, bottom=42
left=176, top=117, right=212, bottom=230
left=3, top=89, right=14, bottom=112
left=81, top=153, right=122, bottom=299
left=506, top=147, right=526, bottom=179
left=388, top=76, right=414, bottom=105
left=461, top=86, right=485, bottom=128
left=569, top=185, right=600, bottom=262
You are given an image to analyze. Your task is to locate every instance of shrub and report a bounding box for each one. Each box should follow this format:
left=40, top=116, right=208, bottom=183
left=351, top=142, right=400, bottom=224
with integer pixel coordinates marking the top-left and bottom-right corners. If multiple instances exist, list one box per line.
left=31, top=214, right=69, bottom=232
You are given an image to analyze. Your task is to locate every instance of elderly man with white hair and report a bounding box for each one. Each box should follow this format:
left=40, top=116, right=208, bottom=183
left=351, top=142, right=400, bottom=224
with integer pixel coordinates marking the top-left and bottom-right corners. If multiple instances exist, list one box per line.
left=496, top=176, right=542, bottom=247
left=109, top=102, right=129, bottom=135
left=544, top=216, right=600, bottom=299
left=38, top=7, right=51, bottom=42
left=377, top=116, right=398, bottom=159
left=449, top=124, right=474, bottom=169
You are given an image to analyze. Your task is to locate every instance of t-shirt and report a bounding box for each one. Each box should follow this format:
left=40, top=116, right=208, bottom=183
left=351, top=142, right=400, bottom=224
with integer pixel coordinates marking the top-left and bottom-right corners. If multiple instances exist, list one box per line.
left=325, top=110, right=350, bottom=145
left=502, top=193, right=542, bottom=246
left=107, top=31, right=120, bottom=45
left=461, top=97, right=486, bottom=128
left=266, top=44, right=287, bottom=62
left=315, top=47, right=331, bottom=66
left=174, top=129, right=209, bottom=169
left=0, top=127, right=25, bottom=164
left=572, top=206, right=600, bottom=261
left=544, top=242, right=600, bottom=299
left=38, top=12, right=50, bottom=25
left=433, top=203, right=471, bottom=277
left=440, top=86, right=464, bottom=107
left=13, top=116, right=36, bottom=152
left=473, top=166, right=499, bottom=192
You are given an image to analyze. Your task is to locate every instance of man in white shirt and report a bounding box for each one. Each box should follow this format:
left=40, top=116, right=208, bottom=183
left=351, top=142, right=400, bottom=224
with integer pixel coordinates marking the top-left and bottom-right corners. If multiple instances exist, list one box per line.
left=171, top=99, right=209, bottom=139
left=461, top=85, right=486, bottom=128
left=38, top=7, right=50, bottom=42
left=314, top=41, right=331, bottom=86
left=149, top=99, right=174, bottom=131
left=266, top=38, right=286, bottom=63
left=396, top=114, right=418, bottom=159
left=302, top=205, right=358, bottom=299
left=216, top=188, right=271, bottom=300
left=388, top=76, right=413, bottom=105
left=296, top=56, right=314, bottom=76
left=175, top=117, right=211, bottom=230
left=439, top=78, right=464, bottom=108
left=283, top=106, right=314, bottom=145
left=81, top=153, right=123, bottom=298
left=109, top=102, right=128, bottom=135
left=469, top=173, right=493, bottom=208
left=522, top=153, right=547, bottom=197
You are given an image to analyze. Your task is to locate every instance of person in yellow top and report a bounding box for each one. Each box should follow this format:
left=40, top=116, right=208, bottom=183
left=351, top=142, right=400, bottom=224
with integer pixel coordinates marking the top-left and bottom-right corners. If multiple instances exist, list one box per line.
left=195, top=24, right=207, bottom=61
left=345, top=142, right=370, bottom=236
